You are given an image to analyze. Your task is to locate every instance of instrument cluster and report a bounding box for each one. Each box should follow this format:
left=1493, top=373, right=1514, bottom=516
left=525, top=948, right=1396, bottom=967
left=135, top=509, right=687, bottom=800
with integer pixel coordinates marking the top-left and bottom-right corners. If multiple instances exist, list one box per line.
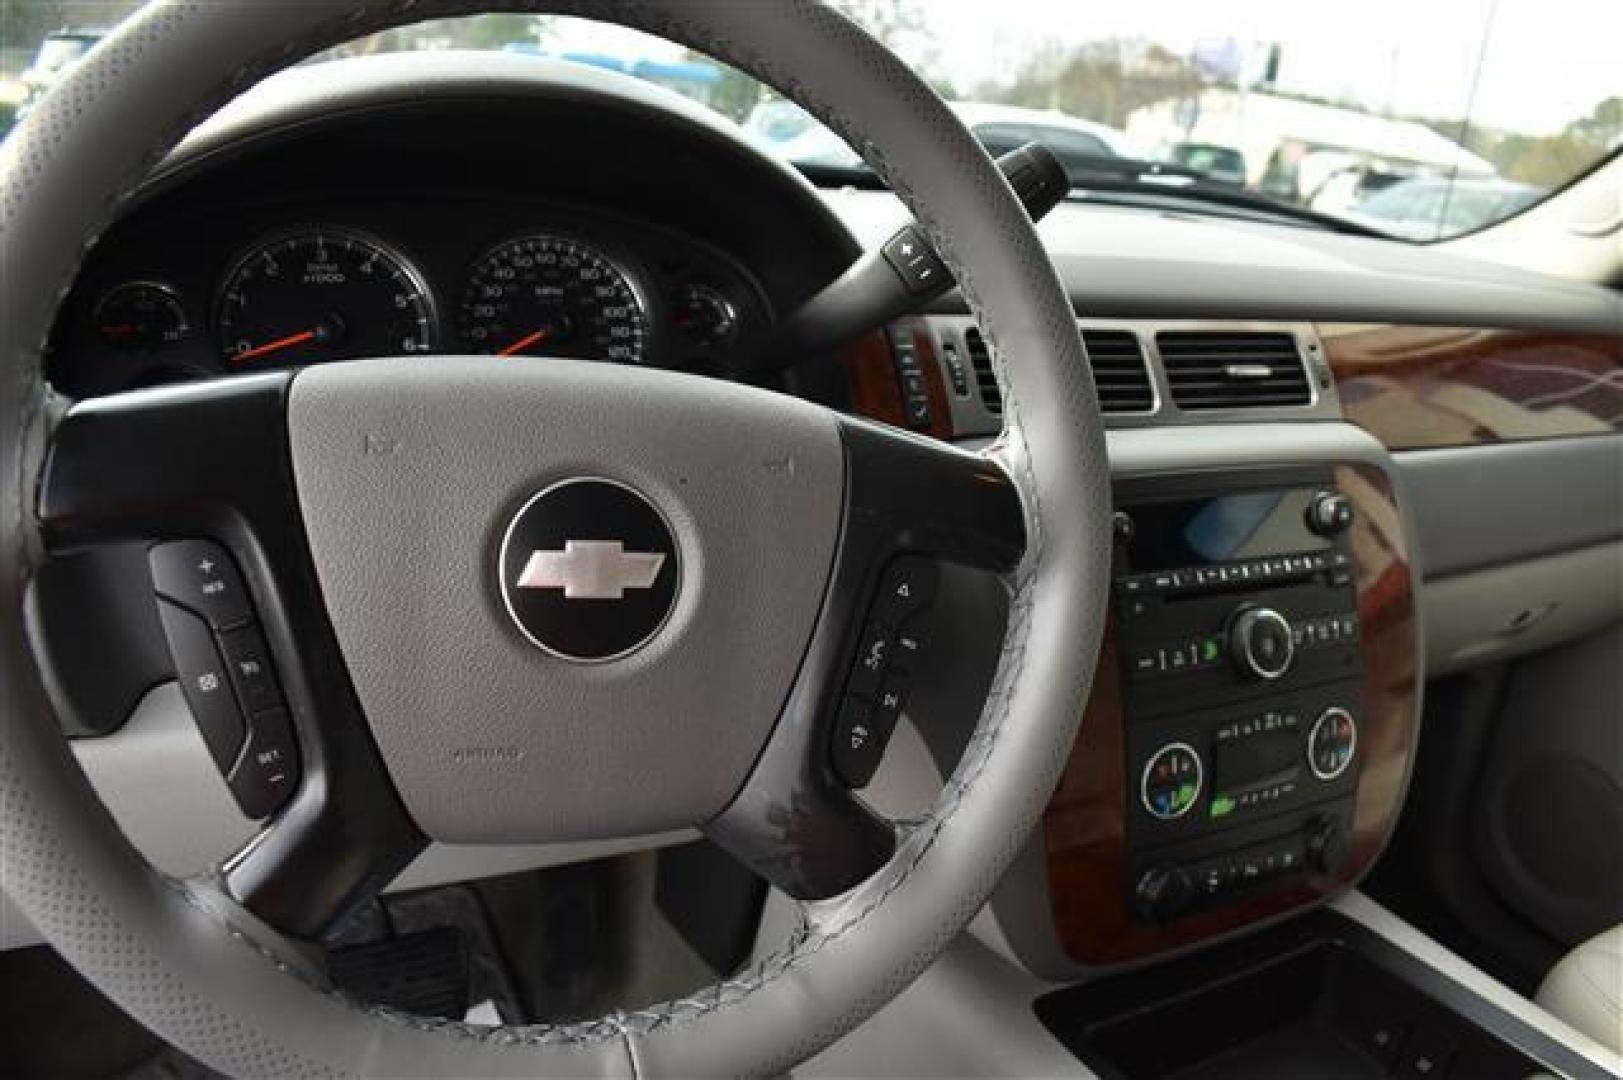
left=48, top=203, right=764, bottom=398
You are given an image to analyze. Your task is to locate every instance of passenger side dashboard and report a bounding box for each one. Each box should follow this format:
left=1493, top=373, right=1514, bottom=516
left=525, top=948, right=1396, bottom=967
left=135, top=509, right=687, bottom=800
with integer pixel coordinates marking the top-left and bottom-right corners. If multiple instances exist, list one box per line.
left=844, top=304, right=1617, bottom=971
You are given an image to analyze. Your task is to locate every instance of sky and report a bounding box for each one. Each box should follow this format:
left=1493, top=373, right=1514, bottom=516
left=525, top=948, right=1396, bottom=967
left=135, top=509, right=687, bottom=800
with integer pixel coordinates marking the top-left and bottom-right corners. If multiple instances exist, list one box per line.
left=547, top=0, right=1622, bottom=136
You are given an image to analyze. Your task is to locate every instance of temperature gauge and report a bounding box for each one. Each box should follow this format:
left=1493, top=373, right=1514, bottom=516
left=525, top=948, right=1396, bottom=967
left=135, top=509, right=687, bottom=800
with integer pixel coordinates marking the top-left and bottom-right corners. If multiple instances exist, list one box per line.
left=95, top=282, right=190, bottom=351
left=672, top=283, right=739, bottom=348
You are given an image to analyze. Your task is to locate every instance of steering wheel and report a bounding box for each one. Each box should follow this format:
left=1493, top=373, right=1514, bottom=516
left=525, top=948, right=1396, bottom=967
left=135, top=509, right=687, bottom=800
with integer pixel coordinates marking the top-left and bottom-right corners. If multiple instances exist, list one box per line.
left=0, top=2, right=1108, bottom=1075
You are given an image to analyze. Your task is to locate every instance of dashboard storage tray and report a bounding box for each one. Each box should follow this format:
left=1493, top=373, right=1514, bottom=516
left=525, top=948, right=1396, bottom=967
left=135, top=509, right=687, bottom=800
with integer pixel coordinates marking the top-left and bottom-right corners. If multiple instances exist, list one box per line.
left=1035, top=911, right=1593, bottom=1080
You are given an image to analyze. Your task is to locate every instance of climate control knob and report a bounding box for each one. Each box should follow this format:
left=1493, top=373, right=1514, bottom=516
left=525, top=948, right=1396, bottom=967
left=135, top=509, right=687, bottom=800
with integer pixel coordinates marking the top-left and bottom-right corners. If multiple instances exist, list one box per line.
left=1133, top=865, right=1193, bottom=923
left=1227, top=605, right=1295, bottom=680
left=1141, top=742, right=1203, bottom=820
left=1308, top=707, right=1358, bottom=780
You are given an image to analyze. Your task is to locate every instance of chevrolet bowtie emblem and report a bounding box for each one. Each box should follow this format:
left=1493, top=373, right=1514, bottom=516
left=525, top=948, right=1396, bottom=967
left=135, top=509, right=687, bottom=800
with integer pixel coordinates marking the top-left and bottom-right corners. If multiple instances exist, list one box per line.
left=516, top=540, right=666, bottom=600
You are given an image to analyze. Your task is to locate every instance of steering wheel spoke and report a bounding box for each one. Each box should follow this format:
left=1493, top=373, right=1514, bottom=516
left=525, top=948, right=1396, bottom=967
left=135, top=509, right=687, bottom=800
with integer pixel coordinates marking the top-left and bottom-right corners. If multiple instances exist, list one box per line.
left=38, top=375, right=425, bottom=938
left=707, top=418, right=1024, bottom=900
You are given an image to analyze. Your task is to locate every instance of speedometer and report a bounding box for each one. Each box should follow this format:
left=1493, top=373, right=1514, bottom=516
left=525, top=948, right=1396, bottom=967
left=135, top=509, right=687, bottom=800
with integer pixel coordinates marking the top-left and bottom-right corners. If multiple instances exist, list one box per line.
left=459, top=235, right=649, bottom=364
left=215, top=230, right=434, bottom=369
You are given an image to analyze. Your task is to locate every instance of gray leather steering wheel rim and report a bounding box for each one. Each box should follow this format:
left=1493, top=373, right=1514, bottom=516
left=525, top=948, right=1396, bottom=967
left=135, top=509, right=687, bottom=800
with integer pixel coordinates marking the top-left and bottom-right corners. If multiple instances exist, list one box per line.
left=0, top=2, right=1110, bottom=1075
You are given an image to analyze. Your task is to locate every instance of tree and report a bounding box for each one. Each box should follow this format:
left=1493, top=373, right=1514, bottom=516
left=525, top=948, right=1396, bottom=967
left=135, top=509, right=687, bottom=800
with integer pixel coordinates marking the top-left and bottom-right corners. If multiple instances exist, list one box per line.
left=1422, top=96, right=1623, bottom=189
left=978, top=38, right=1202, bottom=127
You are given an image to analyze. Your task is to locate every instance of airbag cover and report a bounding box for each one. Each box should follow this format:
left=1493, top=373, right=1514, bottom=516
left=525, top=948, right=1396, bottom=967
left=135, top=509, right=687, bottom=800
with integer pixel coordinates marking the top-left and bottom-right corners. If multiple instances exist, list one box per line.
left=287, top=356, right=843, bottom=843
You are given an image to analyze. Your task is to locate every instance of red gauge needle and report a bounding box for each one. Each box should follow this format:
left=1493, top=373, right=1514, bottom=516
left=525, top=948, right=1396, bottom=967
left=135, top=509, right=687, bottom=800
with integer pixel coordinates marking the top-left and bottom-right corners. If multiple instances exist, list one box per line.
left=496, top=328, right=551, bottom=358
left=231, top=328, right=317, bottom=365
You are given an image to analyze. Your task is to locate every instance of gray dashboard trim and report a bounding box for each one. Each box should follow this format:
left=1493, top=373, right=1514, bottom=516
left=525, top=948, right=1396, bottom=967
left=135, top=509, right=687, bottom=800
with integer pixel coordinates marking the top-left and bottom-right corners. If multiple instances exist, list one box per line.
left=1399, top=435, right=1623, bottom=579
left=823, top=192, right=1621, bottom=338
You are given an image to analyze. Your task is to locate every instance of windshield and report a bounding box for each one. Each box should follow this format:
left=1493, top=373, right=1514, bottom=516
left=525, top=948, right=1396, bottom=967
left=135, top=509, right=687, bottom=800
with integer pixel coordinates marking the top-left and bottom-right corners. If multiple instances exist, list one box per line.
left=2, top=1, right=1617, bottom=241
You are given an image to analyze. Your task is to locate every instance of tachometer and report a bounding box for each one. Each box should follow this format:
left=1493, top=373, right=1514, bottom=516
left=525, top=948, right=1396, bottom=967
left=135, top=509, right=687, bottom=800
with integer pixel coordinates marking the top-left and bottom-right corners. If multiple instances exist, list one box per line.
left=214, top=230, right=435, bottom=369
left=459, top=235, right=648, bottom=364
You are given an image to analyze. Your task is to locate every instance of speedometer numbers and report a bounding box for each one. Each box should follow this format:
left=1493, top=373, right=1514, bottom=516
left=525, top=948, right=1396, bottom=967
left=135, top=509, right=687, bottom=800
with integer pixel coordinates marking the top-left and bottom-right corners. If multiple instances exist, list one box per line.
left=215, top=231, right=434, bottom=369
left=459, top=235, right=649, bottom=364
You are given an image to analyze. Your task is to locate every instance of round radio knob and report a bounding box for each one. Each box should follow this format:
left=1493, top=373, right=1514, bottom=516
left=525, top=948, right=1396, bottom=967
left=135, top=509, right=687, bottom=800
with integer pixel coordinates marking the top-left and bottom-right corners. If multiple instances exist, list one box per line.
left=1307, top=491, right=1355, bottom=536
left=1228, top=606, right=1295, bottom=680
left=1307, top=816, right=1348, bottom=875
left=1133, top=865, right=1193, bottom=923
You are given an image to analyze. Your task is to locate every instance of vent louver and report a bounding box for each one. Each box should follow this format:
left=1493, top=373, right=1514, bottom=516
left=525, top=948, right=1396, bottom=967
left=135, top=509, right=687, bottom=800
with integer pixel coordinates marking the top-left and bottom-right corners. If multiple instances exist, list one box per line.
left=1082, top=330, right=1154, bottom=413
left=963, top=327, right=1002, bottom=415
left=1157, top=332, right=1311, bottom=410
left=963, top=327, right=1155, bottom=415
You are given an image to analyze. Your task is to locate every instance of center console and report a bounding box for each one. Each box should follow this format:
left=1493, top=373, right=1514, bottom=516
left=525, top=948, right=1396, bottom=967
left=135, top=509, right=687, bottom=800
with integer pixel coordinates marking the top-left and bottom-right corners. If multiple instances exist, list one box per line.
left=1026, top=453, right=1420, bottom=971
left=1114, top=471, right=1365, bottom=925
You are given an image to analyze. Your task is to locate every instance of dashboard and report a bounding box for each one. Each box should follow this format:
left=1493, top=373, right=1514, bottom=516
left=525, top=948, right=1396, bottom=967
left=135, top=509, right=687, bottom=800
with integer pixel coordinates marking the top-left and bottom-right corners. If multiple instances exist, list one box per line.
left=19, top=53, right=1622, bottom=977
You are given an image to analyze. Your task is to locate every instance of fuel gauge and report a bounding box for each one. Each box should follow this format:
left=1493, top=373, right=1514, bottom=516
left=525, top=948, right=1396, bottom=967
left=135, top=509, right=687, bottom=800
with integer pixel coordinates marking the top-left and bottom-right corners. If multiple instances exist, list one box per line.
left=95, top=282, right=190, bottom=351
left=671, top=283, right=739, bottom=348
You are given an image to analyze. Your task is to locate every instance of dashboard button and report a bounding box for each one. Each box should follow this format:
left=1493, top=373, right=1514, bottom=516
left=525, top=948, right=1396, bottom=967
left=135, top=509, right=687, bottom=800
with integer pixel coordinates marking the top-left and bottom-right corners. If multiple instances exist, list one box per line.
left=155, top=598, right=246, bottom=775
left=228, top=708, right=299, bottom=818
left=149, top=539, right=252, bottom=630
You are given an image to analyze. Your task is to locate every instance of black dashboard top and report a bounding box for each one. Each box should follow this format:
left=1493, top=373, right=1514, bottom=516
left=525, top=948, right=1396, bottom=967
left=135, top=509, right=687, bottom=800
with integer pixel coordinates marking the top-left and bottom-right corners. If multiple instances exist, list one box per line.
left=46, top=55, right=859, bottom=399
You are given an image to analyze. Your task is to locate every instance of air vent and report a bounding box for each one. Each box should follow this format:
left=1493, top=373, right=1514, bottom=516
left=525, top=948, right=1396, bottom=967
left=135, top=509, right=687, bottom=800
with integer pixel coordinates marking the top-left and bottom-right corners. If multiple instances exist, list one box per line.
left=1157, top=332, right=1311, bottom=410
left=963, top=327, right=1002, bottom=415
left=1082, top=330, right=1154, bottom=413
left=965, top=327, right=1155, bottom=416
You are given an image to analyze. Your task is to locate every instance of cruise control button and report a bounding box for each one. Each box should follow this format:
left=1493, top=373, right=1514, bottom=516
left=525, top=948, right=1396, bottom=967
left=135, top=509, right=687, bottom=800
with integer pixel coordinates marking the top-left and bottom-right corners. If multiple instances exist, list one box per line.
left=218, top=624, right=283, bottom=715
left=155, top=598, right=245, bottom=775
left=149, top=539, right=252, bottom=629
left=848, top=621, right=895, bottom=698
left=871, top=556, right=939, bottom=628
left=228, top=708, right=299, bottom=818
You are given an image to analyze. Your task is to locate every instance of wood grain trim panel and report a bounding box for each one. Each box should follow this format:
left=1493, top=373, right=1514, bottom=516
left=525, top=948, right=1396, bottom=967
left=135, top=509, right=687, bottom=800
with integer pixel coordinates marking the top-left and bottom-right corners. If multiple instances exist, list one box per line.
left=1323, top=324, right=1622, bottom=451
left=839, top=320, right=955, bottom=440
left=1041, top=464, right=1417, bottom=964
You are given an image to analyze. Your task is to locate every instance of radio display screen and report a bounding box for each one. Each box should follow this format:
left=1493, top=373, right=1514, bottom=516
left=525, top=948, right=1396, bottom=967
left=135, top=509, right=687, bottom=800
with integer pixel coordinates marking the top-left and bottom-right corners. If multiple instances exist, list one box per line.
left=1126, top=488, right=1330, bottom=572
